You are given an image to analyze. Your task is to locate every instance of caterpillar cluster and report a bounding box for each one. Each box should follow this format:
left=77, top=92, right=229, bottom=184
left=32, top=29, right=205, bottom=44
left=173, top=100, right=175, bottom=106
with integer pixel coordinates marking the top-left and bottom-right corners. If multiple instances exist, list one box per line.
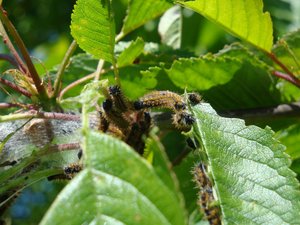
left=193, top=163, right=221, bottom=225
left=64, top=87, right=201, bottom=180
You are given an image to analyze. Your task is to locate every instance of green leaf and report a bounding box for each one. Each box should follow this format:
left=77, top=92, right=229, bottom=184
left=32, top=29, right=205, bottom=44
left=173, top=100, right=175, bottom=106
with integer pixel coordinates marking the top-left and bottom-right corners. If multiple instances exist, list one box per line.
left=167, top=55, right=241, bottom=91
left=122, top=0, right=172, bottom=36
left=158, top=5, right=182, bottom=49
left=177, top=0, right=273, bottom=52
left=71, top=0, right=115, bottom=62
left=191, top=103, right=300, bottom=224
left=117, top=37, right=144, bottom=67
left=41, top=132, right=187, bottom=225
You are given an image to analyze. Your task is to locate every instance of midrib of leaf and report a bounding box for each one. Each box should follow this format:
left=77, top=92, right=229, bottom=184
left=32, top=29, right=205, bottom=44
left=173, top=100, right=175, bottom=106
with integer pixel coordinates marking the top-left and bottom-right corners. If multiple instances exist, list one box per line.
left=191, top=103, right=300, bottom=224
left=177, top=0, right=273, bottom=52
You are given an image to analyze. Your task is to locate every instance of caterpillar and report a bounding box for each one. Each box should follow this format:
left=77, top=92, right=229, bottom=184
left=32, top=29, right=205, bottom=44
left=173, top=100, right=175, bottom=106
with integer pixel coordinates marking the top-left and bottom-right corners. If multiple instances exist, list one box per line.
left=108, top=85, right=132, bottom=112
left=188, top=93, right=202, bottom=105
left=102, top=98, right=130, bottom=131
left=172, top=111, right=195, bottom=132
left=64, top=163, right=83, bottom=179
left=125, top=112, right=151, bottom=154
left=193, top=163, right=221, bottom=225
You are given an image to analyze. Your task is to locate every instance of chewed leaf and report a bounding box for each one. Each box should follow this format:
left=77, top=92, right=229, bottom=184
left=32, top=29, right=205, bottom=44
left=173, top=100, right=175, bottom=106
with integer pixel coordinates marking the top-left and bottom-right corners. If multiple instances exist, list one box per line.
left=71, top=0, right=115, bottom=62
left=177, top=0, right=273, bottom=52
left=191, top=103, right=300, bottom=224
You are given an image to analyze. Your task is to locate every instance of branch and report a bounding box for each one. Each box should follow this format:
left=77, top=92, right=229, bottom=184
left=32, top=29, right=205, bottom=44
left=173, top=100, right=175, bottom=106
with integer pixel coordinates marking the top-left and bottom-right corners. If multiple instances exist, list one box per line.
left=0, top=110, right=80, bottom=122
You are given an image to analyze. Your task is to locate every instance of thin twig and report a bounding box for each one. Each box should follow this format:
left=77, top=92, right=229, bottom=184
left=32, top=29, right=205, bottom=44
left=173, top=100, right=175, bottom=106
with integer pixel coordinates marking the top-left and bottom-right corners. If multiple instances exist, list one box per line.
left=52, top=40, right=77, bottom=98
left=0, top=6, right=48, bottom=99
left=0, top=21, right=27, bottom=73
left=267, top=52, right=300, bottom=87
left=0, top=53, right=18, bottom=67
left=94, top=59, right=105, bottom=81
left=0, top=77, right=32, bottom=97
left=58, top=72, right=96, bottom=101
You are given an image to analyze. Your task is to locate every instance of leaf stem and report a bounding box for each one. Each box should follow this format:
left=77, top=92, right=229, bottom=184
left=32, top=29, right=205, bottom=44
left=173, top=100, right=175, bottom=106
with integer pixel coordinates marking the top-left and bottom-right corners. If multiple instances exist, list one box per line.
left=271, top=70, right=300, bottom=88
left=266, top=52, right=300, bottom=87
left=0, top=6, right=48, bottom=99
left=0, top=77, right=32, bottom=97
left=52, top=40, right=78, bottom=98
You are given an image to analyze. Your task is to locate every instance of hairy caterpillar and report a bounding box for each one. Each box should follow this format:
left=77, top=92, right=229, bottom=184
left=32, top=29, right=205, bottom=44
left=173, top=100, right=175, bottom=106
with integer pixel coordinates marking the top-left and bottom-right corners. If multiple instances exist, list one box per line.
left=133, top=90, right=186, bottom=111
left=193, top=163, right=221, bottom=225
left=64, top=163, right=83, bottom=179
left=172, top=111, right=195, bottom=132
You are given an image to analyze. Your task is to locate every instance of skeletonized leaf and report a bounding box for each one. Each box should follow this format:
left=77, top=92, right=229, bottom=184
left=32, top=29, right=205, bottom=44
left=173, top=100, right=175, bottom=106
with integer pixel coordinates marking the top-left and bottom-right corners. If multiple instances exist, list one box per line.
left=177, top=0, right=273, bottom=52
left=191, top=103, right=300, bottom=224
left=41, top=132, right=187, bottom=225
left=71, top=0, right=115, bottom=62
left=158, top=5, right=182, bottom=49
left=122, top=0, right=172, bottom=36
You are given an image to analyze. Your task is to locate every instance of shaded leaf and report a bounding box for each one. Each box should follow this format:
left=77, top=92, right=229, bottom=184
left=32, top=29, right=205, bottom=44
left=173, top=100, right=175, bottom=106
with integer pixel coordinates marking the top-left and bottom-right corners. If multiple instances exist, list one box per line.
left=158, top=5, right=182, bottom=49
left=191, top=103, right=300, bottom=224
left=41, top=132, right=187, bottom=225
left=177, top=0, right=273, bottom=51
left=71, top=0, right=115, bottom=62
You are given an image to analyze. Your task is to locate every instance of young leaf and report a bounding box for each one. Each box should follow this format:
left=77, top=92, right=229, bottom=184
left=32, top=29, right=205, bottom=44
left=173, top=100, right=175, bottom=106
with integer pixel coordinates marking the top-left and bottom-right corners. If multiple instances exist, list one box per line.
left=177, top=0, right=273, bottom=52
left=191, top=103, right=300, bottom=224
left=121, top=0, right=172, bottom=37
left=71, top=0, right=115, bottom=62
left=117, top=37, right=144, bottom=67
left=158, top=5, right=182, bottom=49
left=41, top=132, right=187, bottom=225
